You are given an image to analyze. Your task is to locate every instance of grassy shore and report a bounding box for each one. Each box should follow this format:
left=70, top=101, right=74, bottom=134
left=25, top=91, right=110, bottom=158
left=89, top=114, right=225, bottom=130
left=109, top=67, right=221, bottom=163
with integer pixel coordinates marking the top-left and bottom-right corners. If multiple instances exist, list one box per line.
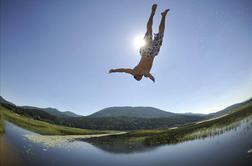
left=0, top=106, right=106, bottom=135
left=1, top=102, right=251, bottom=146
left=0, top=108, right=4, bottom=134
left=87, top=103, right=252, bottom=146
left=143, top=104, right=252, bottom=145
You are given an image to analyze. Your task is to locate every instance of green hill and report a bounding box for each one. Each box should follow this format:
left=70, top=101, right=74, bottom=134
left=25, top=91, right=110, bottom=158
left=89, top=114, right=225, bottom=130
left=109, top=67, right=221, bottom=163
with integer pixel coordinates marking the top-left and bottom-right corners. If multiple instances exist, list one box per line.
left=63, top=115, right=205, bottom=130
left=42, top=107, right=81, bottom=117
left=62, top=111, right=81, bottom=117
left=0, top=96, right=81, bottom=118
left=207, top=98, right=252, bottom=118
left=1, top=96, right=251, bottom=130
left=0, top=96, right=205, bottom=130
left=89, top=106, right=176, bottom=118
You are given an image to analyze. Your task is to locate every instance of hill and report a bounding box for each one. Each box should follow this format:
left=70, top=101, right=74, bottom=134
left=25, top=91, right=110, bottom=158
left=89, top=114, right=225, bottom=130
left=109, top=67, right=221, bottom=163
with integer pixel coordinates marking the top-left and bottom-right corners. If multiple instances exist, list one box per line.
left=0, top=96, right=81, bottom=118
left=207, top=98, right=252, bottom=118
left=88, top=106, right=176, bottom=118
left=0, top=96, right=15, bottom=106
left=1, top=96, right=251, bottom=130
left=21, top=106, right=81, bottom=118
left=42, top=107, right=81, bottom=117
left=0, top=96, right=205, bottom=130
left=63, top=115, right=205, bottom=130
left=63, top=111, right=81, bottom=117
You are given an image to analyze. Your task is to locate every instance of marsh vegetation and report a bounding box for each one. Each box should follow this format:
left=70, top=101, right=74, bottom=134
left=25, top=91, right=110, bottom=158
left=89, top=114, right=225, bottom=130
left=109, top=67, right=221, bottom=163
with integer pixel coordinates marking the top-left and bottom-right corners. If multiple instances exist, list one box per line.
left=1, top=101, right=251, bottom=166
left=1, top=102, right=251, bottom=147
left=85, top=104, right=252, bottom=147
left=143, top=104, right=252, bottom=145
left=0, top=106, right=107, bottom=135
left=0, top=109, right=4, bottom=134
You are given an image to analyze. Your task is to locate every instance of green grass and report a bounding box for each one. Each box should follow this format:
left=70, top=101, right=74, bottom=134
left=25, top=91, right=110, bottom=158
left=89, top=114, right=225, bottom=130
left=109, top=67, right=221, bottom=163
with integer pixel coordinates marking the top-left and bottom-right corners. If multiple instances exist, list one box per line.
left=143, top=104, right=252, bottom=145
left=0, top=108, right=4, bottom=134
left=0, top=106, right=107, bottom=135
left=96, top=103, right=252, bottom=145
left=1, top=101, right=252, bottom=146
left=77, top=103, right=252, bottom=147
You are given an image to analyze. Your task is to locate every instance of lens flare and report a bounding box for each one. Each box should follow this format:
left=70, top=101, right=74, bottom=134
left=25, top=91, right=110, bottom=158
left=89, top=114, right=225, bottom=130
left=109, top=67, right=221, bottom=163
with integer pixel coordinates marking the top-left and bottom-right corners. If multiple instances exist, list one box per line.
left=134, top=35, right=146, bottom=49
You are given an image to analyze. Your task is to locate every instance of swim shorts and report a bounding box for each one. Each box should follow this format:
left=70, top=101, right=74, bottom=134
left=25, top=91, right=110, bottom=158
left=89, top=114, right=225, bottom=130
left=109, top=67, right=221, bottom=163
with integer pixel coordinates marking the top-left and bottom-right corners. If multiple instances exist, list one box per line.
left=140, top=32, right=164, bottom=58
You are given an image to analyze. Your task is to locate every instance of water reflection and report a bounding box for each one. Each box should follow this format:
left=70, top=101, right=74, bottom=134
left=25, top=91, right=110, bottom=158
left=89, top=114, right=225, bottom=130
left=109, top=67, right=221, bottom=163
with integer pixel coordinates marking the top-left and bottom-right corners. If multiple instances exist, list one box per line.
left=82, top=116, right=252, bottom=153
left=184, top=116, right=252, bottom=141
left=0, top=134, right=24, bottom=166
left=2, top=116, right=252, bottom=166
left=86, top=138, right=157, bottom=154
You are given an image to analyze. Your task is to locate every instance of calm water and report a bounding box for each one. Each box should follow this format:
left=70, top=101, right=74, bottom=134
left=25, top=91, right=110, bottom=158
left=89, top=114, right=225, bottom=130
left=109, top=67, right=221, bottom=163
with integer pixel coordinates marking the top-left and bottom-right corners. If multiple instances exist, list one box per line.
left=1, top=119, right=252, bottom=166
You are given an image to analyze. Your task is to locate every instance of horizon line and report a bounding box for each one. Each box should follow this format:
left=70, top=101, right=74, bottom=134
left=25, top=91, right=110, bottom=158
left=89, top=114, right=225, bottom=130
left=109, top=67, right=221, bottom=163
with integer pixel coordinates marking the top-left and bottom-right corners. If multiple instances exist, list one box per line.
left=1, top=95, right=251, bottom=116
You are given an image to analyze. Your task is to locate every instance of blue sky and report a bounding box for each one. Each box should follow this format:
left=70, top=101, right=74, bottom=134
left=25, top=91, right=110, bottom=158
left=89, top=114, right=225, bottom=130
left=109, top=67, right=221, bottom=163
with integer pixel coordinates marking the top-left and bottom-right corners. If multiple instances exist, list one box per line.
left=1, top=0, right=251, bottom=115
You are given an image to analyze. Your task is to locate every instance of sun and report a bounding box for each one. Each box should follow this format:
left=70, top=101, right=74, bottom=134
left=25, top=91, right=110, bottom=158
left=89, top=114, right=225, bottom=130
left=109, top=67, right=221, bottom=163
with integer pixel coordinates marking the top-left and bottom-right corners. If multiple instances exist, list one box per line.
left=133, top=35, right=146, bottom=49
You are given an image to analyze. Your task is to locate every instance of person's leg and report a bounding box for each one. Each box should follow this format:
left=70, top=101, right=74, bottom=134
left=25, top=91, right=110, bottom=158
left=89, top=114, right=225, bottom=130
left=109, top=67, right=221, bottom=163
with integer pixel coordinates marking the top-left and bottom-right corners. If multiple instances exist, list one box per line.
left=159, top=9, right=170, bottom=34
left=151, top=9, right=170, bottom=57
left=146, top=4, right=157, bottom=34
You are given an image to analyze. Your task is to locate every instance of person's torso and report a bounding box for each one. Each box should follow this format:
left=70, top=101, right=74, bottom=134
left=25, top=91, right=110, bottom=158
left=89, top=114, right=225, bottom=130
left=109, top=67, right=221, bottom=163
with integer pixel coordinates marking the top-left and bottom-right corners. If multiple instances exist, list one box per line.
left=133, top=56, right=154, bottom=75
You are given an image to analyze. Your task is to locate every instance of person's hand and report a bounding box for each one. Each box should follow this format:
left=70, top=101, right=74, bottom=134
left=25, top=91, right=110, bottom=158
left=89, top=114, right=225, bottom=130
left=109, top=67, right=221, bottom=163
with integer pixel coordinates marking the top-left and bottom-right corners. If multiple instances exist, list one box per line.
left=145, top=73, right=155, bottom=83
left=150, top=76, right=155, bottom=83
left=108, top=69, right=114, bottom=74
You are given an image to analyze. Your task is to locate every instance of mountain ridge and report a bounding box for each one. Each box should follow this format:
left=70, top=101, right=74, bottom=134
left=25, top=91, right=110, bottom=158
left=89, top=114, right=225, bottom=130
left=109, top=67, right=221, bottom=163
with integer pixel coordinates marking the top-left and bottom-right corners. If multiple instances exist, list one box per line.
left=1, top=96, right=251, bottom=119
left=1, top=96, right=251, bottom=130
left=88, top=106, right=177, bottom=118
left=0, top=96, right=81, bottom=118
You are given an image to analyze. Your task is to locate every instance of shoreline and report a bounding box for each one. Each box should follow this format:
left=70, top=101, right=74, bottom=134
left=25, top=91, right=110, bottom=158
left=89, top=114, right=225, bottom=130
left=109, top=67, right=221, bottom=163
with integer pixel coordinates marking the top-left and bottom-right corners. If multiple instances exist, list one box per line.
left=24, top=131, right=128, bottom=148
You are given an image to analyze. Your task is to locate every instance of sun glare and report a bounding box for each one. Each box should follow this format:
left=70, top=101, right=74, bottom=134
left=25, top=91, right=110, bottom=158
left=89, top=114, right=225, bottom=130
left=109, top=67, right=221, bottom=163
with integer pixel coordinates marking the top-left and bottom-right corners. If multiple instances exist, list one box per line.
left=133, top=35, right=146, bottom=49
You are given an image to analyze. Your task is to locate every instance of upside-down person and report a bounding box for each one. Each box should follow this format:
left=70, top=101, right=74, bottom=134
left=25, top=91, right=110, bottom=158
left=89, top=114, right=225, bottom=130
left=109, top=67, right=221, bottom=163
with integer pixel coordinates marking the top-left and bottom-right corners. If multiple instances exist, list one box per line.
left=109, top=4, right=170, bottom=82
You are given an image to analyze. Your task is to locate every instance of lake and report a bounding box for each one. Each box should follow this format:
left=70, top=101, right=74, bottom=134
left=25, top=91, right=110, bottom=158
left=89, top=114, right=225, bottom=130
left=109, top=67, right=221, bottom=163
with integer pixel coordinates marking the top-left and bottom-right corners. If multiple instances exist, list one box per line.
left=1, top=118, right=252, bottom=166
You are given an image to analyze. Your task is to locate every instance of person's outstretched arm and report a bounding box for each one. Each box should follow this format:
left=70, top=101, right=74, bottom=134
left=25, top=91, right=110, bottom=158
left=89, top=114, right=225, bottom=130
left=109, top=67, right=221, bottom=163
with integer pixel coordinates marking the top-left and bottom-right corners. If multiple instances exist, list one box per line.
left=109, top=68, right=134, bottom=75
left=144, top=73, right=155, bottom=82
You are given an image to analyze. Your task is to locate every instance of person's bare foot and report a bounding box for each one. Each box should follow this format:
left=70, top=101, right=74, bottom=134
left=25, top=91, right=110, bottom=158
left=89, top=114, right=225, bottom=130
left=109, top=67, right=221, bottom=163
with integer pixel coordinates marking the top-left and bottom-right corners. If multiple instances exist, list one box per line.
left=161, top=9, right=170, bottom=16
left=151, top=4, right=157, bottom=14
